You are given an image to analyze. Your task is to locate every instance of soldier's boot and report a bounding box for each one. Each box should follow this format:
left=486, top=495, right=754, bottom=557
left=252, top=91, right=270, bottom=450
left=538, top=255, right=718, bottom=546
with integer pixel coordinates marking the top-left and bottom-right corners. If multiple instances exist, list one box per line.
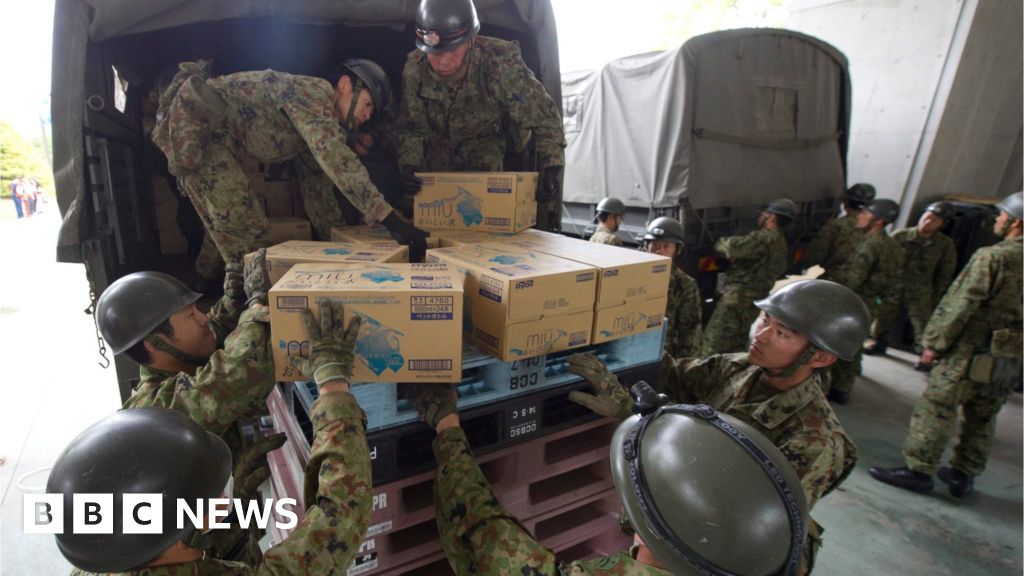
left=868, top=466, right=934, bottom=493
left=863, top=337, right=888, bottom=356
left=937, top=467, right=974, bottom=498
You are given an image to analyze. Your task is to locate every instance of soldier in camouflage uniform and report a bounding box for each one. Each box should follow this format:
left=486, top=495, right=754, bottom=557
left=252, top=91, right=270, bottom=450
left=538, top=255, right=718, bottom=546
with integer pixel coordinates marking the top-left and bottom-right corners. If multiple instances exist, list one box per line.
left=397, top=0, right=566, bottom=202
left=870, top=192, right=1023, bottom=498
left=153, top=59, right=430, bottom=276
left=803, top=183, right=875, bottom=272
left=570, top=279, right=868, bottom=572
left=700, top=199, right=794, bottom=356
left=642, top=216, right=702, bottom=357
left=822, top=198, right=904, bottom=404
left=50, top=299, right=373, bottom=575
left=864, top=201, right=957, bottom=365
left=591, top=197, right=626, bottom=246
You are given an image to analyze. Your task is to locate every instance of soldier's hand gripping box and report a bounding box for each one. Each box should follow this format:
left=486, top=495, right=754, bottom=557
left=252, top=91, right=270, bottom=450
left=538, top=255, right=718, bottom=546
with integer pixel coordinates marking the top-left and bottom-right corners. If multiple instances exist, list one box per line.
left=265, top=240, right=408, bottom=283
left=329, top=224, right=440, bottom=250
left=426, top=243, right=597, bottom=361
left=269, top=262, right=463, bottom=383
left=414, top=172, right=538, bottom=233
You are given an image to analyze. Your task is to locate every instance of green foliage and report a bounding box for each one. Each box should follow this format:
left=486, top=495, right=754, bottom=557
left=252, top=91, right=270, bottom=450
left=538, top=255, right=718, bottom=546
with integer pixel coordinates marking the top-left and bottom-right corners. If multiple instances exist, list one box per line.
left=0, top=120, right=53, bottom=199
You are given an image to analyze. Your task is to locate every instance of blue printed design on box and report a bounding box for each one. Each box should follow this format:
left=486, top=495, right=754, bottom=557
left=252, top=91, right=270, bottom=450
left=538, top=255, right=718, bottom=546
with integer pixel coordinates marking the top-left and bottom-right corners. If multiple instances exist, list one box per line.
left=418, top=187, right=483, bottom=226
left=323, top=247, right=353, bottom=256
left=600, top=312, right=649, bottom=337
left=489, top=254, right=523, bottom=265
left=362, top=270, right=404, bottom=284
left=354, top=312, right=405, bottom=376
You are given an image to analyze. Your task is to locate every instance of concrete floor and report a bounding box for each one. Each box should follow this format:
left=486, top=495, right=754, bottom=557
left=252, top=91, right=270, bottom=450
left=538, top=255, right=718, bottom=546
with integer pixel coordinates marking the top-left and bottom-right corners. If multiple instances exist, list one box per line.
left=0, top=205, right=1021, bottom=575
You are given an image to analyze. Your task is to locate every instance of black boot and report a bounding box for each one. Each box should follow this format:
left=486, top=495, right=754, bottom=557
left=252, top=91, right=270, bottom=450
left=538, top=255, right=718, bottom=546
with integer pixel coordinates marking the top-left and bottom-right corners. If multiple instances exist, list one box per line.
left=863, top=337, right=888, bottom=356
left=937, top=467, right=974, bottom=497
left=913, top=362, right=932, bottom=373
left=827, top=389, right=850, bottom=405
left=868, top=466, right=934, bottom=493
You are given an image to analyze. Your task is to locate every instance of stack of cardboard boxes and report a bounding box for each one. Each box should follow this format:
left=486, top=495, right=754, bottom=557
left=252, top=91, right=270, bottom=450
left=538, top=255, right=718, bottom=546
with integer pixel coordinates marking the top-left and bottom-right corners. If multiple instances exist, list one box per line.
left=249, top=171, right=313, bottom=244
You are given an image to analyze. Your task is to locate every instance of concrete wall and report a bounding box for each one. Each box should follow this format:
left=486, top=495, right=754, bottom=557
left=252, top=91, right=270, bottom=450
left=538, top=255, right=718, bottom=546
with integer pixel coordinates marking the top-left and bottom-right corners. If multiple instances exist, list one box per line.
left=786, top=0, right=1023, bottom=225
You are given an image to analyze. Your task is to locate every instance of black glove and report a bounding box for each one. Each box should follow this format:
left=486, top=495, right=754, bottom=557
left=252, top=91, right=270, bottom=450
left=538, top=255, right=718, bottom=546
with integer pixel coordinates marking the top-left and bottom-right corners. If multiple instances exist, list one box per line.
left=538, top=166, right=562, bottom=202
left=400, top=165, right=423, bottom=195
left=382, top=211, right=430, bottom=263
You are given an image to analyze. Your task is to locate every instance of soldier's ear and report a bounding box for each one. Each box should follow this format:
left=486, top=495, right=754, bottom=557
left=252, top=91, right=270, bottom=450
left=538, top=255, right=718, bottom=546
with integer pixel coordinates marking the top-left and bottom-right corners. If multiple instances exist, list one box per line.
left=335, top=74, right=353, bottom=95
left=809, top=349, right=837, bottom=370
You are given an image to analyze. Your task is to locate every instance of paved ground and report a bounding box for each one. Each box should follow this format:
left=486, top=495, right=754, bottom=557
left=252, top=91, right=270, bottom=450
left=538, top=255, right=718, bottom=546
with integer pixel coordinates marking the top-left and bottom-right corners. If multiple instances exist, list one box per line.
left=0, top=200, right=1020, bottom=574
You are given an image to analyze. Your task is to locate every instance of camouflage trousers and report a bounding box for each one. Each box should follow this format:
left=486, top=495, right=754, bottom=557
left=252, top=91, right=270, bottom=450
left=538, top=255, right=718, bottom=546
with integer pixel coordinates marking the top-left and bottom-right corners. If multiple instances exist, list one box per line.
left=701, top=294, right=761, bottom=356
left=871, top=291, right=933, bottom=352
left=432, top=428, right=668, bottom=575
left=825, top=350, right=862, bottom=396
left=903, top=344, right=1010, bottom=476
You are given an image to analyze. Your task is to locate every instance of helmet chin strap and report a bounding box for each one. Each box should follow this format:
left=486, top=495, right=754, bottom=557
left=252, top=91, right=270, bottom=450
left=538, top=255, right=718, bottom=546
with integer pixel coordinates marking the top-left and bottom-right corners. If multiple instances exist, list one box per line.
left=762, top=345, right=818, bottom=379
left=145, top=334, right=209, bottom=367
left=342, top=77, right=365, bottom=133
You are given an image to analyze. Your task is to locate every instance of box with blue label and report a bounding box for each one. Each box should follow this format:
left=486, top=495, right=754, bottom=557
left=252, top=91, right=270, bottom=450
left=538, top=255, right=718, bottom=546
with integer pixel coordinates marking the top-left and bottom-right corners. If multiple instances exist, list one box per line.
left=265, top=240, right=408, bottom=283
left=414, top=172, right=538, bottom=233
left=426, top=243, right=597, bottom=361
left=329, top=224, right=441, bottom=250
left=268, top=262, right=463, bottom=382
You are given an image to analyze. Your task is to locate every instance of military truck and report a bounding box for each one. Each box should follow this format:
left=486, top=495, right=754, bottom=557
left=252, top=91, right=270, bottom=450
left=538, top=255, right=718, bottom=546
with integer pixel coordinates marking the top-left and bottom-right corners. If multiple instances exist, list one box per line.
left=560, top=28, right=852, bottom=299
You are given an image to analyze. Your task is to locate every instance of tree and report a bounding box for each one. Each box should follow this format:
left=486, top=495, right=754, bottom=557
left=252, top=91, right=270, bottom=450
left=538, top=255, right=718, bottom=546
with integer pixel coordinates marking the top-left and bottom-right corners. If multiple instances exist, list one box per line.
left=0, top=120, right=53, bottom=198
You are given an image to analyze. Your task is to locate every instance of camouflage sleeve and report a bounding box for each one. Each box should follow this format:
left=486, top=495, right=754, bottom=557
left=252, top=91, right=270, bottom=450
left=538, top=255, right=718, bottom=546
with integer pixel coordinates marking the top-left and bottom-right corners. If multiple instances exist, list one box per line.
left=803, top=219, right=837, bottom=268
left=207, top=294, right=244, bottom=347
left=280, top=98, right=393, bottom=224
left=397, top=55, right=427, bottom=169
left=777, top=429, right=853, bottom=509
left=494, top=43, right=566, bottom=170
left=665, top=272, right=703, bottom=358
left=715, top=230, right=766, bottom=263
left=831, top=240, right=875, bottom=293
left=920, top=249, right=994, bottom=353
left=657, top=353, right=732, bottom=404
left=258, top=391, right=372, bottom=575
left=122, top=306, right=275, bottom=436
left=293, top=151, right=348, bottom=238
left=933, top=238, right=958, bottom=304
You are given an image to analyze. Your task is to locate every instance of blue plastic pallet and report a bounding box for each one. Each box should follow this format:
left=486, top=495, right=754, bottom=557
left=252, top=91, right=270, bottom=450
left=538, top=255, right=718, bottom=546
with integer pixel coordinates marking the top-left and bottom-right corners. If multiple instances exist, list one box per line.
left=293, top=324, right=665, bottom=432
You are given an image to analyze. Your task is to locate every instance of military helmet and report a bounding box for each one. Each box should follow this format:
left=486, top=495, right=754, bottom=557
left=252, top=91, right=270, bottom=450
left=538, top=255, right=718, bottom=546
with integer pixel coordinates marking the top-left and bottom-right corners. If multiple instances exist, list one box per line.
left=762, top=198, right=798, bottom=221
left=416, top=0, right=480, bottom=54
left=996, top=191, right=1023, bottom=221
left=925, top=201, right=955, bottom=222
left=610, top=385, right=807, bottom=576
left=341, top=59, right=394, bottom=117
left=865, top=198, right=900, bottom=224
left=596, top=197, right=626, bottom=216
left=96, top=272, right=202, bottom=355
left=844, top=183, right=876, bottom=205
left=47, top=408, right=232, bottom=572
left=643, top=216, right=684, bottom=245
left=755, top=279, right=870, bottom=361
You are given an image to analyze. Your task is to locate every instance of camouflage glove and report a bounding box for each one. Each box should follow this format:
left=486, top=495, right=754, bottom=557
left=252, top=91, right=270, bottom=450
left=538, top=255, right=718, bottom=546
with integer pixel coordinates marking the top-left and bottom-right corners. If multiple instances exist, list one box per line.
left=243, top=248, right=270, bottom=305
left=401, top=383, right=458, bottom=429
left=233, top=432, right=287, bottom=503
left=538, top=165, right=563, bottom=202
left=223, top=260, right=246, bottom=302
left=288, top=298, right=361, bottom=387
left=566, top=353, right=634, bottom=419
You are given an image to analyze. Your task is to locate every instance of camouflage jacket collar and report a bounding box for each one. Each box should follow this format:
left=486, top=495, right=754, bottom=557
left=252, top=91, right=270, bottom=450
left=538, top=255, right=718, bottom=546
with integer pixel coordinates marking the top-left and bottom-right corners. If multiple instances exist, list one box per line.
left=138, top=364, right=177, bottom=385
left=732, top=368, right=821, bottom=429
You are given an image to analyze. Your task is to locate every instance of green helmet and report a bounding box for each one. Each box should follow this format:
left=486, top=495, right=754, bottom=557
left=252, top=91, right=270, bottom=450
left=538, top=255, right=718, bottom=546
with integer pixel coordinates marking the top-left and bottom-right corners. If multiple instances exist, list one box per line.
left=596, top=197, right=626, bottom=216
left=643, top=216, right=684, bottom=244
left=755, top=279, right=870, bottom=361
left=96, top=272, right=202, bottom=355
left=996, top=191, right=1023, bottom=220
left=925, top=201, right=955, bottom=222
left=845, top=183, right=876, bottom=206
left=762, top=198, right=798, bottom=222
left=865, top=198, right=900, bottom=224
left=415, top=0, right=480, bottom=54
left=340, top=59, right=394, bottom=117
left=611, top=383, right=807, bottom=575
left=47, top=408, right=232, bottom=572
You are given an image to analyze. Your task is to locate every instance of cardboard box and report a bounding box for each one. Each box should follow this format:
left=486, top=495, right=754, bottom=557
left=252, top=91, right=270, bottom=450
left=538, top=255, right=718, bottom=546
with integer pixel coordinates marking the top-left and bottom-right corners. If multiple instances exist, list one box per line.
left=266, top=240, right=408, bottom=283
left=592, top=295, right=668, bottom=344
left=427, top=243, right=597, bottom=360
left=414, top=172, right=538, bottom=233
left=264, top=181, right=295, bottom=218
left=331, top=225, right=441, bottom=250
left=268, top=218, right=313, bottom=245
left=269, top=262, right=463, bottom=382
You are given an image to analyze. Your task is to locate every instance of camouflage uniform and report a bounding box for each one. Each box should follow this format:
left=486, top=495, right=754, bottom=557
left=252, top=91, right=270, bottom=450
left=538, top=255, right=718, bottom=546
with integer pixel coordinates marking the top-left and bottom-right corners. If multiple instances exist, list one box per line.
left=664, top=267, right=702, bottom=358
left=397, top=36, right=566, bottom=172
left=871, top=227, right=957, bottom=350
left=589, top=224, right=622, bottom=246
left=823, top=230, right=903, bottom=395
left=153, top=61, right=393, bottom=271
left=432, top=426, right=670, bottom=575
left=701, top=228, right=788, bottom=355
left=903, top=236, right=1023, bottom=476
left=803, top=213, right=864, bottom=271
left=70, top=391, right=372, bottom=575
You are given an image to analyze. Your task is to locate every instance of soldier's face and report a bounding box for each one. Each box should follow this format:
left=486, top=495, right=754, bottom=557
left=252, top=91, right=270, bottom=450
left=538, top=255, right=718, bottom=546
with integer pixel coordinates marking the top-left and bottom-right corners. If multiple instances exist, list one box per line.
left=855, top=210, right=875, bottom=230
left=336, top=76, right=376, bottom=128
left=166, top=303, right=217, bottom=359
left=646, top=240, right=678, bottom=258
left=748, top=313, right=810, bottom=369
left=918, top=211, right=945, bottom=234
left=427, top=42, right=471, bottom=77
left=993, top=210, right=1017, bottom=237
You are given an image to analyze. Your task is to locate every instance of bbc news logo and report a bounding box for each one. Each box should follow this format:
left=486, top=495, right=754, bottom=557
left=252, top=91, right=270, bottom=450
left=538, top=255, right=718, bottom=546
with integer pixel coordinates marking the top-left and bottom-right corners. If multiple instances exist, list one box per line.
left=23, top=494, right=298, bottom=534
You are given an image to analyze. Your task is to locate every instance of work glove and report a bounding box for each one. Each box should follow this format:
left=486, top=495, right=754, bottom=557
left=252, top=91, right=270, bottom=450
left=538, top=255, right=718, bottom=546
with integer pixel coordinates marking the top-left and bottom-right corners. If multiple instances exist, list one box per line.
left=538, top=165, right=563, bottom=203
left=223, top=260, right=246, bottom=303
left=382, top=211, right=430, bottom=263
left=566, top=353, right=634, bottom=419
left=242, top=248, right=270, bottom=305
left=400, top=383, right=459, bottom=430
left=288, top=298, right=361, bottom=389
left=233, top=432, right=287, bottom=503
left=400, top=165, right=423, bottom=195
